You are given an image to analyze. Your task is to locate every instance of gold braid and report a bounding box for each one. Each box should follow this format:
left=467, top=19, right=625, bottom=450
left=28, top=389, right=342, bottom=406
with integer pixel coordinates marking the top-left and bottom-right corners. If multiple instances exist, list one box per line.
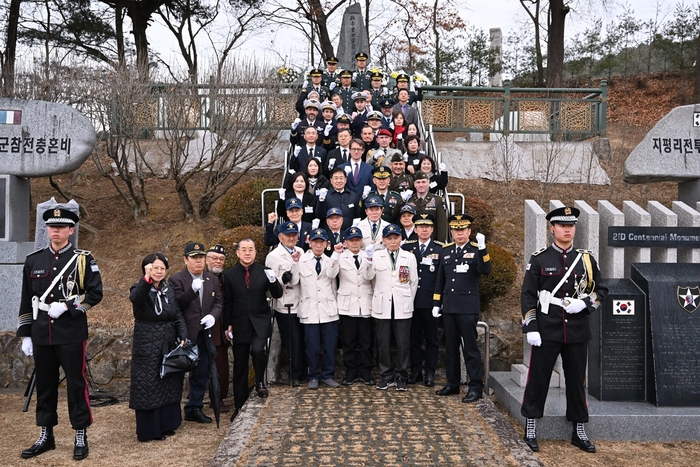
left=78, top=254, right=86, bottom=291
left=582, top=252, right=594, bottom=292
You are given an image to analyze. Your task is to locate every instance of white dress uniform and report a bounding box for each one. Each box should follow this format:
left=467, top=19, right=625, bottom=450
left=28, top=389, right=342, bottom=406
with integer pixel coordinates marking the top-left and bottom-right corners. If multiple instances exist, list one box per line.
left=358, top=217, right=389, bottom=250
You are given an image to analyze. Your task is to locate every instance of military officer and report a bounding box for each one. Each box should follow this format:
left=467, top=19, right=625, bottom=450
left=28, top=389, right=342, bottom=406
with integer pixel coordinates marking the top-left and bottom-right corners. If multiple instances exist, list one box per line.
left=389, top=154, right=414, bottom=194
left=367, top=128, right=401, bottom=168
left=305, top=67, right=330, bottom=101
left=357, top=195, right=391, bottom=250
left=402, top=213, right=443, bottom=386
left=290, top=99, right=325, bottom=147
left=322, top=56, right=341, bottom=89
left=352, top=52, right=372, bottom=91
left=408, top=171, right=448, bottom=242
left=391, top=73, right=423, bottom=105
left=363, top=166, right=403, bottom=223
left=350, top=92, right=370, bottom=138
left=433, top=214, right=491, bottom=403
left=324, top=207, right=345, bottom=257
left=332, top=69, right=358, bottom=114
left=320, top=101, right=338, bottom=151
left=368, top=72, right=390, bottom=105
left=520, top=206, right=607, bottom=454
left=18, top=208, right=103, bottom=461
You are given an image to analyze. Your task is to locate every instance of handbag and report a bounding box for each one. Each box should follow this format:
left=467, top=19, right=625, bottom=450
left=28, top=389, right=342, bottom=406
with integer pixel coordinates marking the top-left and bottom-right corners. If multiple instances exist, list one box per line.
left=160, top=341, right=199, bottom=378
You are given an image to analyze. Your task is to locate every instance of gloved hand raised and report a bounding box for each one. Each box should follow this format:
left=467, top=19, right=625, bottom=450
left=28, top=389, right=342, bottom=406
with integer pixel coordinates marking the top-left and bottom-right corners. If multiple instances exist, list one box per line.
left=22, top=337, right=33, bottom=356
left=431, top=306, right=442, bottom=318
left=264, top=269, right=277, bottom=283
left=291, top=118, right=301, bottom=131
left=476, top=233, right=486, bottom=250
left=191, top=278, right=204, bottom=293
left=329, top=82, right=336, bottom=90
left=200, top=314, right=215, bottom=329
left=401, top=190, right=413, bottom=202
left=564, top=298, right=587, bottom=314
left=48, top=302, right=67, bottom=319
left=439, top=162, right=447, bottom=172
left=526, top=332, right=542, bottom=347
left=365, top=243, right=376, bottom=260
left=282, top=271, right=293, bottom=284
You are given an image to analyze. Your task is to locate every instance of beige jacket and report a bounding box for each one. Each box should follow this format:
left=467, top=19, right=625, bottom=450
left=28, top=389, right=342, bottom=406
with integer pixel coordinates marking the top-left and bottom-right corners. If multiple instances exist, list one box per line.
left=298, top=250, right=340, bottom=324
left=337, top=249, right=374, bottom=317
left=265, top=244, right=302, bottom=314
left=364, top=248, right=418, bottom=320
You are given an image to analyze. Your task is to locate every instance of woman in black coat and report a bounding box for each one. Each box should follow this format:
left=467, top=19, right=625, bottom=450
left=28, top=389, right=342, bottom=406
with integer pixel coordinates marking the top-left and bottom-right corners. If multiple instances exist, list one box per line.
left=305, top=158, right=331, bottom=196
left=129, top=252, right=189, bottom=442
left=276, top=172, right=317, bottom=224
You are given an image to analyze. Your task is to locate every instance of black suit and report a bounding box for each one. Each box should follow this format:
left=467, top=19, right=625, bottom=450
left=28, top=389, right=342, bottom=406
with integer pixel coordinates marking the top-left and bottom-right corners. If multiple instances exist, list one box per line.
left=223, top=263, right=283, bottom=409
left=324, top=147, right=350, bottom=178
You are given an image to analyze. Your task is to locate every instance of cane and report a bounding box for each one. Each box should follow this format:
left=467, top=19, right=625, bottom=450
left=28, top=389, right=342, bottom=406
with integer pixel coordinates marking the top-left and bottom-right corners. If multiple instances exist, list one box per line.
left=23, top=369, right=36, bottom=413
left=285, top=303, right=294, bottom=387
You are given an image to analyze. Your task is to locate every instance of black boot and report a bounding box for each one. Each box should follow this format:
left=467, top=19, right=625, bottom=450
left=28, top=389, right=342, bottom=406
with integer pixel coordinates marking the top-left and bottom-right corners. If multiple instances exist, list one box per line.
left=73, top=428, right=89, bottom=460
left=523, top=418, right=539, bottom=452
left=21, top=426, right=55, bottom=458
left=571, top=423, right=596, bottom=453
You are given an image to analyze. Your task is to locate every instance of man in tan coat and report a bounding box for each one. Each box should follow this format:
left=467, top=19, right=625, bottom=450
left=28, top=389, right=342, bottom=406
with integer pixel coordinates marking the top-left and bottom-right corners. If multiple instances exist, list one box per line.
left=337, top=227, right=375, bottom=386
left=298, top=229, right=343, bottom=389
left=364, top=224, right=418, bottom=391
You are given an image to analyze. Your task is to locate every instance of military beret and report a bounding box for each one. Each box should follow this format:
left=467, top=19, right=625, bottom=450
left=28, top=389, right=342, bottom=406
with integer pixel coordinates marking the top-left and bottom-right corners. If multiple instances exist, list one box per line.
left=377, top=128, right=392, bottom=138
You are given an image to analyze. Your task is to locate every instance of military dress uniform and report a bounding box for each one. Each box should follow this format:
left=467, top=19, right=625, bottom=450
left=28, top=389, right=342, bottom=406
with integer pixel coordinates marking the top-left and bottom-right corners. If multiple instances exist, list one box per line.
left=520, top=206, right=607, bottom=453
left=433, top=214, right=491, bottom=400
left=17, top=208, right=102, bottom=460
left=332, top=70, right=358, bottom=114
left=322, top=56, right=341, bottom=88
left=364, top=189, right=403, bottom=223
left=409, top=191, right=448, bottom=243
left=402, top=214, right=443, bottom=385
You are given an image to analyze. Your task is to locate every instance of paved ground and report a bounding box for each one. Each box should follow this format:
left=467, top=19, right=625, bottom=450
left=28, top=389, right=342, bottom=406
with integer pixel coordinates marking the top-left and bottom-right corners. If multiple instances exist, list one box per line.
left=212, top=383, right=543, bottom=467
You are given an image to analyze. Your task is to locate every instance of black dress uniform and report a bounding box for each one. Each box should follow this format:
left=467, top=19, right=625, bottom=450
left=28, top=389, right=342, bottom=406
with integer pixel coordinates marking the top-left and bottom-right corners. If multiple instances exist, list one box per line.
left=17, top=208, right=102, bottom=460
left=433, top=214, right=491, bottom=399
left=402, top=214, right=443, bottom=385
left=519, top=206, right=607, bottom=453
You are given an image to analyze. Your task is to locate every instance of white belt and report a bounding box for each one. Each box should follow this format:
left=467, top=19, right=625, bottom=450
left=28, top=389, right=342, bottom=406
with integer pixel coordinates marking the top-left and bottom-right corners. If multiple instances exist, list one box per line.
left=37, top=302, right=50, bottom=311
left=549, top=296, right=571, bottom=308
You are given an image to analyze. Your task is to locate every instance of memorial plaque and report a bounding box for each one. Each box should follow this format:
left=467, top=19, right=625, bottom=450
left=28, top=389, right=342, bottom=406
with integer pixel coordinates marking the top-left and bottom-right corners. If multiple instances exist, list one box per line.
left=589, top=279, right=647, bottom=401
left=631, top=263, right=700, bottom=407
left=608, top=226, right=700, bottom=248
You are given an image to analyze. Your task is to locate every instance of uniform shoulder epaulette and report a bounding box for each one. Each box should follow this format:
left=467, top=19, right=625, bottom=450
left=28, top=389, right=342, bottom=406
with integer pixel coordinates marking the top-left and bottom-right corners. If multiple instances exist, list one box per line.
left=434, top=240, right=445, bottom=246
left=531, top=247, right=547, bottom=256
left=404, top=239, right=417, bottom=244
left=576, top=248, right=592, bottom=254
left=389, top=190, right=401, bottom=195
left=26, top=249, right=43, bottom=257
left=470, top=241, right=478, bottom=247
left=74, top=249, right=92, bottom=256
left=442, top=242, right=455, bottom=248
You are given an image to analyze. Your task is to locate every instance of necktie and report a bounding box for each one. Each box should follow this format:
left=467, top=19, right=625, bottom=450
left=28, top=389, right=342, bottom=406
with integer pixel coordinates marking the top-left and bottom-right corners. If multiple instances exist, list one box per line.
left=354, top=254, right=360, bottom=269
left=455, top=246, right=461, bottom=257
left=402, top=104, right=406, bottom=114
left=420, top=244, right=426, bottom=256
left=335, top=232, right=340, bottom=244
left=315, top=257, right=322, bottom=275
left=309, top=148, right=314, bottom=160
left=390, top=251, right=396, bottom=264
left=244, top=267, right=250, bottom=289
left=372, top=223, right=377, bottom=236
left=343, top=149, right=348, bottom=162
left=353, top=162, right=359, bottom=184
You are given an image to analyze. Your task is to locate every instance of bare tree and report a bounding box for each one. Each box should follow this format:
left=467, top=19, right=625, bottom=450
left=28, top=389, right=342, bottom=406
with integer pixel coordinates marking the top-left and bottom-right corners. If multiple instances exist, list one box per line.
left=1, top=0, right=21, bottom=96
left=519, top=0, right=545, bottom=87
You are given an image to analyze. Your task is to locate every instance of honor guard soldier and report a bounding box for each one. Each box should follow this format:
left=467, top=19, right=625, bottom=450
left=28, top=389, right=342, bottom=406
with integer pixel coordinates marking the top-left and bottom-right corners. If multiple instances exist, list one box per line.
left=520, top=206, right=607, bottom=453
left=402, top=213, right=443, bottom=386
left=408, top=171, right=448, bottom=242
left=322, top=56, right=341, bottom=89
left=18, top=208, right=103, bottom=461
left=306, top=67, right=330, bottom=101
left=363, top=166, right=403, bottom=223
left=352, top=52, right=372, bottom=91
left=433, top=214, right=491, bottom=403
left=332, top=69, right=358, bottom=114
left=368, top=72, right=390, bottom=104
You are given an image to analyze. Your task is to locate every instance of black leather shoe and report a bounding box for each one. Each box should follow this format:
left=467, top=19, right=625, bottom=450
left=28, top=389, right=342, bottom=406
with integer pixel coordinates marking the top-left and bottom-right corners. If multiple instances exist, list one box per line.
left=73, top=429, right=89, bottom=461
left=571, top=433, right=596, bottom=453
left=359, top=376, right=376, bottom=386
left=163, top=430, right=176, bottom=436
left=230, top=408, right=240, bottom=422
left=185, top=408, right=212, bottom=423
left=462, top=389, right=483, bottom=403
left=341, top=376, right=357, bottom=386
left=424, top=374, right=435, bottom=387
left=291, top=379, right=300, bottom=387
left=435, top=385, right=460, bottom=396
left=255, top=382, right=269, bottom=398
left=407, top=373, right=423, bottom=384
left=523, top=436, right=539, bottom=452
left=21, top=426, right=55, bottom=459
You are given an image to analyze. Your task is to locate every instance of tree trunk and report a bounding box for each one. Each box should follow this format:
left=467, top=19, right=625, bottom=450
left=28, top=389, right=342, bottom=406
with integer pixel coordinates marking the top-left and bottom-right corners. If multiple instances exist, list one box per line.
left=2, top=0, right=21, bottom=97
left=533, top=5, right=544, bottom=87
left=307, top=0, right=335, bottom=59
left=115, top=6, right=126, bottom=69
left=546, top=0, right=568, bottom=88
left=129, top=10, right=151, bottom=79
left=432, top=0, right=440, bottom=84
left=175, top=181, right=195, bottom=221
left=695, top=33, right=700, bottom=103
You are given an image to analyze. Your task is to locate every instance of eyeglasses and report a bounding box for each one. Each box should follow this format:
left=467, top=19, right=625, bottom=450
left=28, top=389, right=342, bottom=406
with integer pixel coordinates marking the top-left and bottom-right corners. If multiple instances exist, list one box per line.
left=350, top=148, right=363, bottom=152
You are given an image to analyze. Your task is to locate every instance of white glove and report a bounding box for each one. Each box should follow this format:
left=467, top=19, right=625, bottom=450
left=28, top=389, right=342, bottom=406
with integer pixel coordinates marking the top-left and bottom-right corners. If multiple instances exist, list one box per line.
left=264, top=269, right=277, bottom=283
left=476, top=233, right=486, bottom=250
left=402, top=152, right=408, bottom=162
left=329, top=82, right=336, bottom=90
left=432, top=306, right=441, bottom=318
left=318, top=188, right=328, bottom=202
left=48, top=302, right=68, bottom=319
left=414, top=80, right=422, bottom=89
left=527, top=332, right=542, bottom=347
left=22, top=337, right=33, bottom=356
left=200, top=314, right=215, bottom=329
left=312, top=218, right=320, bottom=229
left=278, top=188, right=286, bottom=200
left=397, top=133, right=403, bottom=141
left=390, top=122, right=394, bottom=129
left=365, top=243, right=376, bottom=259
left=362, top=185, right=371, bottom=199
left=291, top=118, right=301, bottom=130
left=373, top=149, right=384, bottom=160
left=302, top=81, right=308, bottom=90
left=328, top=158, right=336, bottom=170
left=564, top=298, right=587, bottom=314
left=439, top=162, right=446, bottom=172
left=192, top=278, right=204, bottom=293
left=324, top=123, right=333, bottom=137
left=352, top=72, right=357, bottom=80
left=401, top=189, right=413, bottom=202
left=294, top=146, right=302, bottom=157
left=343, top=165, right=352, bottom=175
left=352, top=218, right=361, bottom=227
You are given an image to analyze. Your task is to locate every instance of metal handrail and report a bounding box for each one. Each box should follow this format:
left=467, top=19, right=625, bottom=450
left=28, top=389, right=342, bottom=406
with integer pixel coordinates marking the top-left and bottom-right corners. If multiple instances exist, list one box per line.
left=446, top=193, right=465, bottom=215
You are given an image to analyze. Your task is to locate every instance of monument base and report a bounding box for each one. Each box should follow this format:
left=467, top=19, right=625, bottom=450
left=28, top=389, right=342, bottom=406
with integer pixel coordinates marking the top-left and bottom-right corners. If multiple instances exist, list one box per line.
left=490, top=371, right=700, bottom=441
left=0, top=242, right=36, bottom=332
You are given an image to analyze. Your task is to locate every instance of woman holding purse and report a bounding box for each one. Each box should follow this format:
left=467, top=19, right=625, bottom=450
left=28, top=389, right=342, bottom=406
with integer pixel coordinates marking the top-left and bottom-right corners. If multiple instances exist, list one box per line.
left=129, top=252, right=189, bottom=442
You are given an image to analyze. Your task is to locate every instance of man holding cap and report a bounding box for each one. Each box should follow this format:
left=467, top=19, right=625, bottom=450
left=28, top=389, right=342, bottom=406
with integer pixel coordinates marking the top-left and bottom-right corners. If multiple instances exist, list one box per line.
left=170, top=242, right=223, bottom=424
left=365, top=224, right=418, bottom=391
left=433, top=214, right=491, bottom=402
left=520, top=206, right=607, bottom=453
left=298, top=229, right=343, bottom=389
left=18, top=208, right=102, bottom=460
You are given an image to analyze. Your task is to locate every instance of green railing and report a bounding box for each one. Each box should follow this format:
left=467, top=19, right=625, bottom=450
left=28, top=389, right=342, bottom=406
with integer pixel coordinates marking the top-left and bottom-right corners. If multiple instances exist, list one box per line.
left=420, top=80, right=607, bottom=140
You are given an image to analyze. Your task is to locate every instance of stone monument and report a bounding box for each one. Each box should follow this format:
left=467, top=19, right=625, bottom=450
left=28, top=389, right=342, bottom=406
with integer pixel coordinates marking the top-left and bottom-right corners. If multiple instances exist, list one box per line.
left=337, top=2, right=370, bottom=70
left=489, top=28, right=502, bottom=87
left=0, top=98, right=95, bottom=331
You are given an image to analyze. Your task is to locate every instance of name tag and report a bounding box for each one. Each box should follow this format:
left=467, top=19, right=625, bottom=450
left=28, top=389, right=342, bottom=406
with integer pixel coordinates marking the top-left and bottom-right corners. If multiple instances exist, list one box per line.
left=421, top=257, right=433, bottom=266
left=348, top=203, right=354, bottom=208
left=305, top=206, right=314, bottom=213
left=456, top=264, right=469, bottom=273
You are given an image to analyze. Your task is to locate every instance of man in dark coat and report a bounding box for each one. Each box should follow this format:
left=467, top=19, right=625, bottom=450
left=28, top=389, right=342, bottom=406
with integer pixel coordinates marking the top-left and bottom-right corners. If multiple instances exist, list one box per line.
left=170, top=242, right=223, bottom=424
left=18, top=208, right=102, bottom=461
left=433, top=214, right=491, bottom=403
left=316, top=167, right=361, bottom=231
left=520, top=206, right=607, bottom=453
left=223, top=239, right=283, bottom=415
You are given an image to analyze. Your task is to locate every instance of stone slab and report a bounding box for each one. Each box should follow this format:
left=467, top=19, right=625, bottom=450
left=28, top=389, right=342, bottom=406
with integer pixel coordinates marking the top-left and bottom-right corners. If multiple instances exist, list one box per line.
left=510, top=363, right=560, bottom=387
left=624, top=104, right=700, bottom=183
left=0, top=264, right=23, bottom=332
left=491, top=371, right=700, bottom=441
left=0, top=98, right=96, bottom=177
left=336, top=3, right=370, bottom=69
left=0, top=175, right=30, bottom=242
